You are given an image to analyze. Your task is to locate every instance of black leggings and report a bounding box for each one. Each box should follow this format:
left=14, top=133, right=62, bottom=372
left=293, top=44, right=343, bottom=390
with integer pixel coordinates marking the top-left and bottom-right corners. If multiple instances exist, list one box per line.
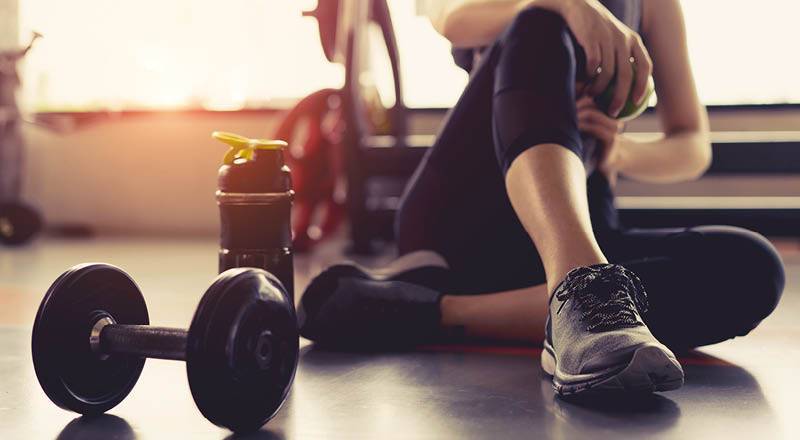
left=395, top=8, right=785, bottom=350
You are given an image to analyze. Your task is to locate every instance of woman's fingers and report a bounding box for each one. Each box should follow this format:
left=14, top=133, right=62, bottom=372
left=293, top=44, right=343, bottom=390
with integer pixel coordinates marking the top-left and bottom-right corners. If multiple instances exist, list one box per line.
left=609, top=38, right=634, bottom=117
left=584, top=42, right=602, bottom=79
left=579, top=122, right=616, bottom=168
left=576, top=95, right=595, bottom=109
left=578, top=108, right=622, bottom=144
left=630, top=37, right=653, bottom=104
left=579, top=118, right=616, bottom=140
left=590, top=36, right=616, bottom=96
left=578, top=107, right=619, bottom=130
left=581, top=121, right=618, bottom=168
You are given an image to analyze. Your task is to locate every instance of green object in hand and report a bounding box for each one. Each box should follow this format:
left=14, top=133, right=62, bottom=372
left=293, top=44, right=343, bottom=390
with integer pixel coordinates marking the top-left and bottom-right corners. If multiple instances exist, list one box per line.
left=594, top=64, right=655, bottom=121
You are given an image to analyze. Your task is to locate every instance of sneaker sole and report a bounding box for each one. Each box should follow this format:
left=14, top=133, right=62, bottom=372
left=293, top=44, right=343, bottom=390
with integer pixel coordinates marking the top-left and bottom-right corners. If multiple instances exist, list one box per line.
left=542, top=343, right=684, bottom=396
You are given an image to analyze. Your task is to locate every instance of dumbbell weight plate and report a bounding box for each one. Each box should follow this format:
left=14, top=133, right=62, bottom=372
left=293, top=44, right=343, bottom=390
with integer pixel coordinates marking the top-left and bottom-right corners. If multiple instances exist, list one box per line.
left=186, top=268, right=299, bottom=433
left=31, top=263, right=149, bottom=414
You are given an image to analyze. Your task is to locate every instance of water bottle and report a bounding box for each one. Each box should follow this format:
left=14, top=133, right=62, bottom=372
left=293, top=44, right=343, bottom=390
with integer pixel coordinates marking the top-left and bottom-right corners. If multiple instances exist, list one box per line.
left=213, top=131, right=294, bottom=299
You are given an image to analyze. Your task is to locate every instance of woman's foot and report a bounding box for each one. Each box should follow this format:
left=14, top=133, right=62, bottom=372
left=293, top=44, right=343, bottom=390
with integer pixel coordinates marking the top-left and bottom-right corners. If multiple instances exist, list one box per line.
left=541, top=264, right=684, bottom=395
left=298, top=251, right=452, bottom=348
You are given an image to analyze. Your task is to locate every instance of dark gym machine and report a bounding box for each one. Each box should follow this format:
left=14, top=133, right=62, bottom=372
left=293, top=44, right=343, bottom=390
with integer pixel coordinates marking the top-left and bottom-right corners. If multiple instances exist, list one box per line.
left=0, top=33, right=43, bottom=245
left=304, top=0, right=426, bottom=253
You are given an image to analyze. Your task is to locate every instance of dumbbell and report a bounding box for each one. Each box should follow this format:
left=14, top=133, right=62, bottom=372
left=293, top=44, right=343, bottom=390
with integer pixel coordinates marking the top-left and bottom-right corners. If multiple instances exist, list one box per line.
left=32, top=263, right=299, bottom=433
left=0, top=201, right=42, bottom=245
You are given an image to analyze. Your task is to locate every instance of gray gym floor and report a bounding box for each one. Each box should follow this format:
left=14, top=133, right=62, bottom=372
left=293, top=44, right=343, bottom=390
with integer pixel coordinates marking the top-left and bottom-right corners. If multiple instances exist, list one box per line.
left=1, top=237, right=798, bottom=439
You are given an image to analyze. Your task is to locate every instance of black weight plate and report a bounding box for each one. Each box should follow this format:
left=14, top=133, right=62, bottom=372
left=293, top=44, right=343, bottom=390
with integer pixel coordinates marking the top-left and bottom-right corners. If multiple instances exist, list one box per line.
left=32, top=263, right=149, bottom=414
left=0, top=202, right=43, bottom=246
left=186, top=268, right=299, bottom=432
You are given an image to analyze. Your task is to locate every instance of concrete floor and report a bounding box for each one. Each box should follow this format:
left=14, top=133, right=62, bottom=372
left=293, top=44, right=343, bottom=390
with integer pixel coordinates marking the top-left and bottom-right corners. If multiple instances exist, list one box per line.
left=1, top=237, right=799, bottom=439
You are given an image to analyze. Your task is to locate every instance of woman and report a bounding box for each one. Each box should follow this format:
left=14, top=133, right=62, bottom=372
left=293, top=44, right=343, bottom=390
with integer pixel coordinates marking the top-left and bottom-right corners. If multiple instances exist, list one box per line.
left=297, top=0, right=785, bottom=396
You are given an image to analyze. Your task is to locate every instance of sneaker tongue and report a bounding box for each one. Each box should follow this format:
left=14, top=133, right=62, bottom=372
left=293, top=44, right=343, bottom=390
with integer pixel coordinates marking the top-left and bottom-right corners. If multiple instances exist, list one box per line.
left=553, top=265, right=611, bottom=307
left=587, top=276, right=618, bottom=301
left=555, top=264, right=649, bottom=332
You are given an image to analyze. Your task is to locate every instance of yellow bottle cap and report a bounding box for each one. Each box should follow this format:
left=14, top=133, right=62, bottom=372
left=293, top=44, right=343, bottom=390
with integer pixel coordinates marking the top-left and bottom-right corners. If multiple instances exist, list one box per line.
left=212, top=131, right=288, bottom=164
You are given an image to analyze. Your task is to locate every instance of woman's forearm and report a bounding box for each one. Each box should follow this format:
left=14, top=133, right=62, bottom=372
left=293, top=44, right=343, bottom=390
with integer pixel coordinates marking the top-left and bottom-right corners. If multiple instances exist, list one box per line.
left=617, top=131, right=712, bottom=183
left=437, top=0, right=563, bottom=48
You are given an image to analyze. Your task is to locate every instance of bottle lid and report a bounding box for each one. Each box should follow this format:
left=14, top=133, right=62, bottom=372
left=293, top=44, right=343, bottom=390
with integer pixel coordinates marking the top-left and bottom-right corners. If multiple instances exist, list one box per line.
left=212, top=131, right=288, bottom=165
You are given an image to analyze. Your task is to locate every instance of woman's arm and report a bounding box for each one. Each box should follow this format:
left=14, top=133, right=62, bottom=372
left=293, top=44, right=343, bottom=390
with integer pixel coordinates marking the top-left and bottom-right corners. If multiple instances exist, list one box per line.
left=614, top=0, right=712, bottom=183
left=439, top=0, right=654, bottom=119
left=433, top=0, right=559, bottom=48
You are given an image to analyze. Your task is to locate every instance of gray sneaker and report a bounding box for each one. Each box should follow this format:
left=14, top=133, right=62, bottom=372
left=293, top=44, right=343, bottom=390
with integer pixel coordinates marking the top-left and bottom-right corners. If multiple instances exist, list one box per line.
left=541, top=264, right=684, bottom=395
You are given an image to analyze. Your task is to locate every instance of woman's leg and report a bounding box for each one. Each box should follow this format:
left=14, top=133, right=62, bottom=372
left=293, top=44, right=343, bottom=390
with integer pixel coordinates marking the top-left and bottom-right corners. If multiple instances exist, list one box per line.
left=493, top=8, right=608, bottom=291
left=615, top=225, right=785, bottom=350
left=303, top=9, right=675, bottom=394
left=505, top=146, right=605, bottom=292
left=440, top=170, right=619, bottom=344
left=299, top=9, right=566, bottom=346
left=440, top=225, right=785, bottom=351
left=395, top=43, right=547, bottom=295
left=441, top=283, right=550, bottom=343
left=397, top=8, right=602, bottom=294
left=402, top=9, right=686, bottom=395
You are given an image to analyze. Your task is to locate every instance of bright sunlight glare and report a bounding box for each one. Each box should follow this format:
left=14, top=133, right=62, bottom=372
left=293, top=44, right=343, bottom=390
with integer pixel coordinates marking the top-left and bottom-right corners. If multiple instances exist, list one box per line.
left=15, top=0, right=800, bottom=111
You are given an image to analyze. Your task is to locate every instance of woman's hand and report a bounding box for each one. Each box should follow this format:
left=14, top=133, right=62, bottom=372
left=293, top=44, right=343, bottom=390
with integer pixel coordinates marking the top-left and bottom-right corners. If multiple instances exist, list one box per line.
left=557, top=0, right=653, bottom=117
left=576, top=96, right=625, bottom=185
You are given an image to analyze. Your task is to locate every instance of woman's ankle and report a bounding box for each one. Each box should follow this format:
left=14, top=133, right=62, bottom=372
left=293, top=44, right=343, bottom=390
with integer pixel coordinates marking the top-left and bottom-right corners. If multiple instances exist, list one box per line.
left=546, top=256, right=609, bottom=294
left=440, top=295, right=459, bottom=327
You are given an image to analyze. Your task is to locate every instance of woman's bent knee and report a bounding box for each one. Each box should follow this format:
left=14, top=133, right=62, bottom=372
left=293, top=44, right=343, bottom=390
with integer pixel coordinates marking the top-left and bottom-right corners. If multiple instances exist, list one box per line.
left=504, top=7, right=569, bottom=41
left=696, top=225, right=785, bottom=331
left=497, top=7, right=578, bottom=90
left=492, top=7, right=584, bottom=173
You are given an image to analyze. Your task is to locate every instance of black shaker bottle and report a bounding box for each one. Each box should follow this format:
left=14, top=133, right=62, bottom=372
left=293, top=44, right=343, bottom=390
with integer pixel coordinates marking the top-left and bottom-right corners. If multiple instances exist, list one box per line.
left=214, top=131, right=294, bottom=299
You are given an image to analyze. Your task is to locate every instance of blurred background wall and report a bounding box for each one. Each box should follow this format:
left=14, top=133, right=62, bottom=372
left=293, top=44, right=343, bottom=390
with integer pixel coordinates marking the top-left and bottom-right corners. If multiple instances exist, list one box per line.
left=18, top=108, right=800, bottom=236
left=4, top=0, right=800, bottom=236
left=21, top=113, right=277, bottom=235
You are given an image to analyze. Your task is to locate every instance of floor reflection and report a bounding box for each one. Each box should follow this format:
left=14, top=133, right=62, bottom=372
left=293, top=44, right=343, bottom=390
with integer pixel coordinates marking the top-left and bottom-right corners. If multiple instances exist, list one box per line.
left=293, top=344, right=776, bottom=438
left=542, top=380, right=681, bottom=436
left=545, top=350, right=775, bottom=438
left=55, top=415, right=136, bottom=440
left=223, top=429, right=286, bottom=440
left=679, top=352, right=775, bottom=416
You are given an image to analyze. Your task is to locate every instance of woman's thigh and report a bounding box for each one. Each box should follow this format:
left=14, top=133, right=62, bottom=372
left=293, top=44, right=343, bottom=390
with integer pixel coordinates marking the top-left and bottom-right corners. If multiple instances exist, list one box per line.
left=609, top=225, right=785, bottom=350
left=395, top=38, right=538, bottom=287
left=397, top=8, right=595, bottom=284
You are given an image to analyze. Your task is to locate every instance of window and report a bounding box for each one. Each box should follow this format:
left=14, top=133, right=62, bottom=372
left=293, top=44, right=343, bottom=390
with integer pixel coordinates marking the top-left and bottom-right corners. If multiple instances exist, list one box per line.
left=18, top=0, right=343, bottom=111
left=680, top=0, right=800, bottom=106
left=389, top=0, right=800, bottom=108
left=18, top=0, right=800, bottom=111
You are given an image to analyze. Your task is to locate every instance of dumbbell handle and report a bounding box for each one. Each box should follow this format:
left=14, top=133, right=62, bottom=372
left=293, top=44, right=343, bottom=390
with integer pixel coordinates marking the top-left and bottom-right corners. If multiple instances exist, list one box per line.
left=94, top=322, right=188, bottom=361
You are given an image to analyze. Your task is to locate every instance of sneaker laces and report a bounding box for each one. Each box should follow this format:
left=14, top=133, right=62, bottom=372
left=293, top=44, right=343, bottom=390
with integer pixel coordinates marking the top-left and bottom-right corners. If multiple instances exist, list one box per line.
left=554, top=264, right=649, bottom=332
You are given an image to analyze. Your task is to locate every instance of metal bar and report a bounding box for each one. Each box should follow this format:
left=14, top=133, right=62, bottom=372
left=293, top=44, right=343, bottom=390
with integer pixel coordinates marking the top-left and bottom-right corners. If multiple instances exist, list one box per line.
left=99, top=325, right=187, bottom=361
